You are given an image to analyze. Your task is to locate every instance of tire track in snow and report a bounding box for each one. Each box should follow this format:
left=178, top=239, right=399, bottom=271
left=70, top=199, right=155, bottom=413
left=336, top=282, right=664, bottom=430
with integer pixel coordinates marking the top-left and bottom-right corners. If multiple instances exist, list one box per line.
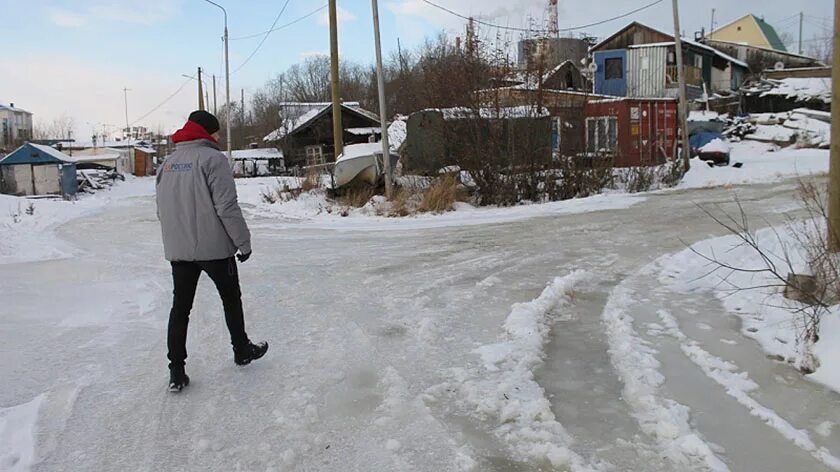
left=602, top=283, right=730, bottom=471
left=656, top=309, right=840, bottom=471
left=444, top=271, right=607, bottom=471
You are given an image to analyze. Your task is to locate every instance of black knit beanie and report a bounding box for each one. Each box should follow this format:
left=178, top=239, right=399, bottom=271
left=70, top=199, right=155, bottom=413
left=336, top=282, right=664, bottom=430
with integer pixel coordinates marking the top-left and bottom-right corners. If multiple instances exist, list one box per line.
left=189, top=110, right=220, bottom=134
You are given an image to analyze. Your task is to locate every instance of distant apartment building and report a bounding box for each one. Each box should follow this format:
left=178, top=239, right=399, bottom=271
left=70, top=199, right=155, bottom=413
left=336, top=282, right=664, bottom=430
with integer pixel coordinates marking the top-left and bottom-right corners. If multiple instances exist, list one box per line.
left=0, top=102, right=34, bottom=152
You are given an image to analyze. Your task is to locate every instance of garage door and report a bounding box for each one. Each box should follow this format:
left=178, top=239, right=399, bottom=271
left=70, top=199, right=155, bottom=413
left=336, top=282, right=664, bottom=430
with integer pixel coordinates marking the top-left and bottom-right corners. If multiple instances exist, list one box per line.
left=33, top=165, right=60, bottom=195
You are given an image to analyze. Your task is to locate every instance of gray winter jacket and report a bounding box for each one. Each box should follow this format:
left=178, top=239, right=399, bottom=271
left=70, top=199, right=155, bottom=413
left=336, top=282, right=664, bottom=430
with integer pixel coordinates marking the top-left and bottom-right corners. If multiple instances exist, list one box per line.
left=156, top=139, right=251, bottom=262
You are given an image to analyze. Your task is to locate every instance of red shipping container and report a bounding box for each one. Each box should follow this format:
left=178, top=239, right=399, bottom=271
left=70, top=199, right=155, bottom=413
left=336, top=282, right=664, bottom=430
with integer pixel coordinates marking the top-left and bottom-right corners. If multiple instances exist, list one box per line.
left=584, top=98, right=678, bottom=167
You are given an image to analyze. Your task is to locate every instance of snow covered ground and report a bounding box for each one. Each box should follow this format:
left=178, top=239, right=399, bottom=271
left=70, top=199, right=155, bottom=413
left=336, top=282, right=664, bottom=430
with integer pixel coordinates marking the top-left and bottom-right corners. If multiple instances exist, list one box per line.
left=661, top=222, right=840, bottom=395
left=2, top=144, right=839, bottom=471
left=678, top=142, right=828, bottom=190
left=0, top=178, right=155, bottom=265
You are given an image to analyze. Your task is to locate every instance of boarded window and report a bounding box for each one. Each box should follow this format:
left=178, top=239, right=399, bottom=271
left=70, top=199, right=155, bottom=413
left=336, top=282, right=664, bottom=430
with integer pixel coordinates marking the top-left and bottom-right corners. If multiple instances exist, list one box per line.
left=605, top=58, right=624, bottom=80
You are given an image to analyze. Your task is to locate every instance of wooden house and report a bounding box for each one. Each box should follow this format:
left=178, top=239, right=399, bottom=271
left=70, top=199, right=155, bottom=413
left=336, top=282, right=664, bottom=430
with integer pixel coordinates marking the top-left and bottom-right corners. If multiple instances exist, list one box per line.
left=263, top=102, right=380, bottom=171
left=591, top=22, right=749, bottom=99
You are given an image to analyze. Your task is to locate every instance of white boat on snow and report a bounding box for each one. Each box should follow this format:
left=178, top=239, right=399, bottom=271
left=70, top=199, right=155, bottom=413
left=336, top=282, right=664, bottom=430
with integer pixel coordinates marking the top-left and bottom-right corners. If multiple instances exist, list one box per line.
left=334, top=143, right=399, bottom=188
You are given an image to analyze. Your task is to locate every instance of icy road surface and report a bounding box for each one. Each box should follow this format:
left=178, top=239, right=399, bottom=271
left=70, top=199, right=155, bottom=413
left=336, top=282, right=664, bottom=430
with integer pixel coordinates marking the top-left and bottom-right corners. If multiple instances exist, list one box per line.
left=2, top=180, right=840, bottom=471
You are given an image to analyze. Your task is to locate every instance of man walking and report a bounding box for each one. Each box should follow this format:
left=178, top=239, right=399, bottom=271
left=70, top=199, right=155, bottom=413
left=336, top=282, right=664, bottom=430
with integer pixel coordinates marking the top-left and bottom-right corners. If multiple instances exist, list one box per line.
left=157, top=110, right=268, bottom=393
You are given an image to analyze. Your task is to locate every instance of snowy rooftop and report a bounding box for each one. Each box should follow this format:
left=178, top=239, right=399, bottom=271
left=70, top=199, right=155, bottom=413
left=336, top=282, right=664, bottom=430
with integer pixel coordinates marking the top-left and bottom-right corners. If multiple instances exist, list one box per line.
left=743, top=78, right=832, bottom=103
left=434, top=106, right=550, bottom=120
left=264, top=103, right=380, bottom=142
left=346, top=127, right=381, bottom=136
left=231, top=148, right=284, bottom=159
left=0, top=102, right=32, bottom=114
left=29, top=143, right=77, bottom=163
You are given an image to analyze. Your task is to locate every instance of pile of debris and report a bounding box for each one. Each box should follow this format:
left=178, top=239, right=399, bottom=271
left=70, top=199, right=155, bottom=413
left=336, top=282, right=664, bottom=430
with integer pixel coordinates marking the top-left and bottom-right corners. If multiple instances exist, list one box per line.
left=729, top=109, right=831, bottom=148
left=742, top=77, right=832, bottom=113
left=77, top=168, right=124, bottom=193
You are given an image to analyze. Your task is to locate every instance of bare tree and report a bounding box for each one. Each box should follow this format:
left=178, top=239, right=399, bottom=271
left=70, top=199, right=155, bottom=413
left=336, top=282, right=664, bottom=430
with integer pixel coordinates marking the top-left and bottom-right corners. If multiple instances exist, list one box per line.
left=33, top=115, right=76, bottom=141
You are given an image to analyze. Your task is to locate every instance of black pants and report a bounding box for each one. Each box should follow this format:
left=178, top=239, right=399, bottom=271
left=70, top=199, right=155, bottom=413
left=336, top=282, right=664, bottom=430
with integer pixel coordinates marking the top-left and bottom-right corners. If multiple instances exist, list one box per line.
left=168, top=257, right=249, bottom=370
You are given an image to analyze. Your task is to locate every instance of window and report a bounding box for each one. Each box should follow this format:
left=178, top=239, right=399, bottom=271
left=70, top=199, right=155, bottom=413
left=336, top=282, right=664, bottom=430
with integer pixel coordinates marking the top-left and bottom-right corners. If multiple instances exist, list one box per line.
left=586, top=117, right=619, bottom=153
left=694, top=55, right=703, bottom=69
left=305, top=145, right=325, bottom=167
left=605, top=58, right=624, bottom=80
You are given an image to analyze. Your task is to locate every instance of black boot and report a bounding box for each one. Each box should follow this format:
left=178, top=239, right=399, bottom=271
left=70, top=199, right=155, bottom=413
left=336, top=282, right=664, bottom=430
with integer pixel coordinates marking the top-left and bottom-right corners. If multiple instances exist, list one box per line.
left=169, top=368, right=190, bottom=393
left=234, top=341, right=269, bottom=366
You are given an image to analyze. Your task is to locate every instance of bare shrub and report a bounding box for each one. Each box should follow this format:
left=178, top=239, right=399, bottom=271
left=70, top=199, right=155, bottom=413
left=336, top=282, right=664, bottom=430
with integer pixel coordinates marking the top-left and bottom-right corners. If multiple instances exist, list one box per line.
left=339, top=184, right=377, bottom=208
left=260, top=189, right=278, bottom=204
left=388, top=186, right=419, bottom=217
left=301, top=170, right=322, bottom=193
left=418, top=174, right=461, bottom=213
left=25, top=202, right=35, bottom=216
left=694, top=182, right=839, bottom=373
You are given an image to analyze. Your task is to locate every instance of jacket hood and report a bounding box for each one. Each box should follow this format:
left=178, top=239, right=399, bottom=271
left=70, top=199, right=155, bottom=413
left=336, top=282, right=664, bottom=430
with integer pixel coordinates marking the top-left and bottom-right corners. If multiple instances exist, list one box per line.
left=172, top=120, right=219, bottom=144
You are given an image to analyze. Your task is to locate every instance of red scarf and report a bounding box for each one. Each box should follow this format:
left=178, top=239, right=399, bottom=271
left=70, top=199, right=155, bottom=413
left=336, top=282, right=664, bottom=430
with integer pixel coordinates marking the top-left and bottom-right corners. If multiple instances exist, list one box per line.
left=172, top=120, right=219, bottom=144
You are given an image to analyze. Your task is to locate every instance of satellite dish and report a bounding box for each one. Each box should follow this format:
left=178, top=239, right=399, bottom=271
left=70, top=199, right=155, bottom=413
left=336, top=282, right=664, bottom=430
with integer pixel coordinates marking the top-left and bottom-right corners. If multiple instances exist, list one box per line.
left=588, top=62, right=598, bottom=73
left=774, top=61, right=785, bottom=71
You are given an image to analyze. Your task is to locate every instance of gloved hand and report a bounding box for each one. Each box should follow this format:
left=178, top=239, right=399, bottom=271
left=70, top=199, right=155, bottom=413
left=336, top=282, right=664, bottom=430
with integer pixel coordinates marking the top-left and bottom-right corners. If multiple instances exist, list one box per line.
left=237, top=251, right=252, bottom=263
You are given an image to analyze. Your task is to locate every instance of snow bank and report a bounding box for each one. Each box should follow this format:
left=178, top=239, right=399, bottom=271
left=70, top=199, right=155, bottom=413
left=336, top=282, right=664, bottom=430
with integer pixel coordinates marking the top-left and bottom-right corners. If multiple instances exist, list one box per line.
left=246, top=190, right=644, bottom=231
left=678, top=142, right=828, bottom=190
left=0, top=394, right=45, bottom=472
left=601, top=284, right=729, bottom=471
left=0, top=178, right=156, bottom=265
left=450, top=271, right=601, bottom=470
left=659, top=223, right=840, bottom=395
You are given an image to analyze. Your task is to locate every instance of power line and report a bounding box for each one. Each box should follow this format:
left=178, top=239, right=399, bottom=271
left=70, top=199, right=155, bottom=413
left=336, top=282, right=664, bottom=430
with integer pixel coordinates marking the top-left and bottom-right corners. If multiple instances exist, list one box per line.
left=232, top=0, right=293, bottom=74
left=420, top=0, right=665, bottom=34
left=231, top=4, right=327, bottom=40
left=130, top=76, right=195, bottom=126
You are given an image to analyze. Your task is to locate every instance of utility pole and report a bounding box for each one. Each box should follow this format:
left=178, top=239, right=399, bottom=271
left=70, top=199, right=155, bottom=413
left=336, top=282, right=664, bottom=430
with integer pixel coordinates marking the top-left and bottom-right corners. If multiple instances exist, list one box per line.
left=123, top=87, right=131, bottom=139
left=828, top=0, right=840, bottom=251
left=371, top=0, right=393, bottom=198
left=799, top=11, right=805, bottom=55
left=710, top=8, right=716, bottom=39
left=212, top=74, right=218, bottom=115
left=241, top=88, right=246, bottom=149
left=201, top=0, right=231, bottom=163
left=328, top=0, right=344, bottom=159
left=672, top=0, right=691, bottom=171
left=198, top=67, right=205, bottom=111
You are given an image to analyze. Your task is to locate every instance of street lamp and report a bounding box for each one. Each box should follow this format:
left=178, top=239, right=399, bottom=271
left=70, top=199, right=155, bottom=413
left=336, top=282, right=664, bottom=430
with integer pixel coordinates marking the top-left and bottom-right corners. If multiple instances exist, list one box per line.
left=182, top=74, right=211, bottom=110
left=201, top=0, right=232, bottom=163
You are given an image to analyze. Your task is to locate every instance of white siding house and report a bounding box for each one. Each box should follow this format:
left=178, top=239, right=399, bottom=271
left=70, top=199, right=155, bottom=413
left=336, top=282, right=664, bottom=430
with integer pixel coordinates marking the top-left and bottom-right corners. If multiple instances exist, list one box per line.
left=0, top=103, right=34, bottom=152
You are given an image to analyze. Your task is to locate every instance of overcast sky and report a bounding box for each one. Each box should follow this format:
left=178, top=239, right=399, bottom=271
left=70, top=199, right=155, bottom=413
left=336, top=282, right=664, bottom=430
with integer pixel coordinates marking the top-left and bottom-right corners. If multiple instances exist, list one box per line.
left=0, top=0, right=833, bottom=141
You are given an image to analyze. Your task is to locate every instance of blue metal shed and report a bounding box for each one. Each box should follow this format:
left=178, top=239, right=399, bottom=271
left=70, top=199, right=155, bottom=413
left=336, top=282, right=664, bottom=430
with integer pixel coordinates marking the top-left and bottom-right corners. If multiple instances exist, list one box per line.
left=0, top=143, right=78, bottom=197
left=594, top=50, right=628, bottom=97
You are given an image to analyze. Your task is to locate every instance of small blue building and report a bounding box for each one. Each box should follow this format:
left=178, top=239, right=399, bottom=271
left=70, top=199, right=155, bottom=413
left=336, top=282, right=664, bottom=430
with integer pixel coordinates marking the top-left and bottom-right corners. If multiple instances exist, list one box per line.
left=591, top=22, right=749, bottom=100
left=0, top=143, right=78, bottom=197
